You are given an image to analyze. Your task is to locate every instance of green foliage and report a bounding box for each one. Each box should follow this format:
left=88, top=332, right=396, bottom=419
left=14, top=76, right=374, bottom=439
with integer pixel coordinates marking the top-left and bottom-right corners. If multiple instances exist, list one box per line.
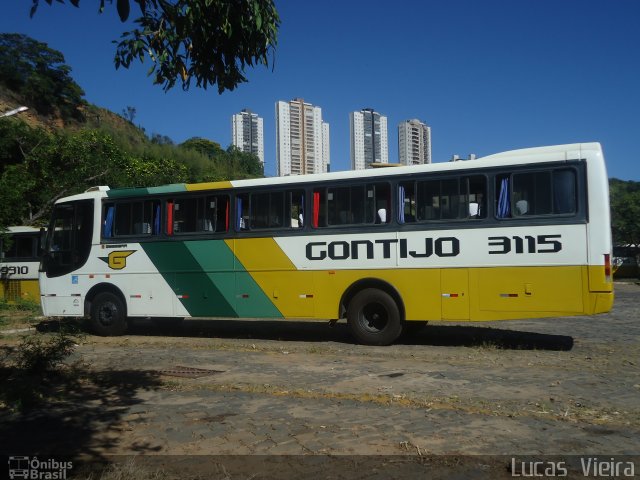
left=15, top=330, right=79, bottom=373
left=119, top=153, right=188, bottom=187
left=180, top=137, right=224, bottom=158
left=179, top=137, right=263, bottom=181
left=0, top=33, right=85, bottom=119
left=0, top=327, right=84, bottom=411
left=0, top=34, right=265, bottom=231
left=30, top=0, right=280, bottom=93
left=0, top=298, right=40, bottom=313
left=0, top=119, right=263, bottom=231
left=610, top=178, right=640, bottom=248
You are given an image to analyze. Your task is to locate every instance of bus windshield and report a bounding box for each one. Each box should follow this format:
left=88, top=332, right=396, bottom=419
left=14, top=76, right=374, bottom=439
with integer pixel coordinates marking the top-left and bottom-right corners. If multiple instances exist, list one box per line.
left=42, top=200, right=94, bottom=278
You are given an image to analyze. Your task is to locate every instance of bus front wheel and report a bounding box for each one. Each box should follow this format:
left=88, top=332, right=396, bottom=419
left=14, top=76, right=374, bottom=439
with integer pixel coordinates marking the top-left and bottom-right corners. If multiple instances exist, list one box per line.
left=90, top=292, right=127, bottom=336
left=347, top=288, right=402, bottom=346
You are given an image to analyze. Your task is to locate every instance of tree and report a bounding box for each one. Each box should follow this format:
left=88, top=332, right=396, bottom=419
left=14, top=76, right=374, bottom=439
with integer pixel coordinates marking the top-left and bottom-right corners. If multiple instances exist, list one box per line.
left=179, top=137, right=262, bottom=181
left=610, top=179, right=640, bottom=250
left=0, top=34, right=85, bottom=119
left=180, top=137, right=225, bottom=158
left=121, top=105, right=137, bottom=123
left=29, top=0, right=280, bottom=93
left=224, top=145, right=263, bottom=178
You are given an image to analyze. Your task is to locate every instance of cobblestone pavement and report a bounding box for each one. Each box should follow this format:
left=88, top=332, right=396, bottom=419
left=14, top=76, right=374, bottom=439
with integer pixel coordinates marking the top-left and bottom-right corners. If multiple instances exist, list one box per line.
left=1, top=282, right=639, bottom=478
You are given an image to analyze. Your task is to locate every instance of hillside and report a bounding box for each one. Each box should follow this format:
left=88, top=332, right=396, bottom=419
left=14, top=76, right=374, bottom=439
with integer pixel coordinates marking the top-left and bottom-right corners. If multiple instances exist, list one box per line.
left=0, top=35, right=262, bottom=230
left=1, top=86, right=148, bottom=145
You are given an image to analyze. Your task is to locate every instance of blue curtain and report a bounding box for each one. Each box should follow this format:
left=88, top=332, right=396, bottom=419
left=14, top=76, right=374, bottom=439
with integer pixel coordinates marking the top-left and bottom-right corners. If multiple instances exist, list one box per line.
left=153, top=204, right=161, bottom=234
left=103, top=205, right=114, bottom=238
left=398, top=185, right=405, bottom=224
left=497, top=178, right=511, bottom=218
left=236, top=197, right=243, bottom=230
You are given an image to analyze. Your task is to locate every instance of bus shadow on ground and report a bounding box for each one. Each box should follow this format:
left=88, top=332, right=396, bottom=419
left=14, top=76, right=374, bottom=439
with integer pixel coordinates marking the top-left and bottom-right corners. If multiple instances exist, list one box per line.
left=400, top=324, right=574, bottom=351
left=36, top=318, right=574, bottom=351
left=124, top=318, right=573, bottom=351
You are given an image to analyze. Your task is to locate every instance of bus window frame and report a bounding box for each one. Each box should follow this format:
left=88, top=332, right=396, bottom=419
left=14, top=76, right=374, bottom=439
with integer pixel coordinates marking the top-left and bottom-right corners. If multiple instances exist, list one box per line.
left=312, top=180, right=393, bottom=230
left=492, top=164, right=582, bottom=222
left=397, top=173, right=489, bottom=225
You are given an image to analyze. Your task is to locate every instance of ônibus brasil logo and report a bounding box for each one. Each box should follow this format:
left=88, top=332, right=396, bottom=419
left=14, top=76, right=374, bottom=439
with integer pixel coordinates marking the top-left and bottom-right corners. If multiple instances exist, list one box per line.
left=8, top=456, right=73, bottom=479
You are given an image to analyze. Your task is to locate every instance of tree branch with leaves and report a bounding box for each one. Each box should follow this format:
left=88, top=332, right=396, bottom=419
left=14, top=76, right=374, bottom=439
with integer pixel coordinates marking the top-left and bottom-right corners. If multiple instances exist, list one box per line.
left=29, top=0, right=280, bottom=93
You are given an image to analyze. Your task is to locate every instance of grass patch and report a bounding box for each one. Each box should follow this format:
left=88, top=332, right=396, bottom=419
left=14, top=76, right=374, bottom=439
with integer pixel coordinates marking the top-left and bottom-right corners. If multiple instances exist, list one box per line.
left=0, top=299, right=41, bottom=330
left=0, top=326, right=85, bottom=411
left=85, top=458, right=173, bottom=480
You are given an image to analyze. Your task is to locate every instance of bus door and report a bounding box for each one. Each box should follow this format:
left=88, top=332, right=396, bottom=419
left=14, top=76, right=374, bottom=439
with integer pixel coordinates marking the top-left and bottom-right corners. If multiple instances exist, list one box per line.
left=40, top=200, right=94, bottom=316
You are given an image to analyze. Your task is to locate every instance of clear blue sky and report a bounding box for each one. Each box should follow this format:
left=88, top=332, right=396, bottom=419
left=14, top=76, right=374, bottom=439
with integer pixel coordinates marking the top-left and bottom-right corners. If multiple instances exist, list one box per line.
left=2, top=0, right=639, bottom=180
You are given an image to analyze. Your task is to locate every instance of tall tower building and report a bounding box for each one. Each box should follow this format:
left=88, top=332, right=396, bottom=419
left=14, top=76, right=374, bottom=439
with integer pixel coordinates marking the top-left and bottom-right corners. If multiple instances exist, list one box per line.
left=398, top=119, right=432, bottom=166
left=276, top=98, right=330, bottom=176
left=350, top=108, right=388, bottom=170
left=231, top=109, right=264, bottom=166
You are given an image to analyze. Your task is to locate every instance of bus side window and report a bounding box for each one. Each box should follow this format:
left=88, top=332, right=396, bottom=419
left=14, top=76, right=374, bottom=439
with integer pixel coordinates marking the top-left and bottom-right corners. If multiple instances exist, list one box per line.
left=312, top=189, right=327, bottom=228
left=289, top=190, right=305, bottom=228
left=105, top=200, right=160, bottom=237
left=251, top=193, right=269, bottom=228
left=327, top=186, right=365, bottom=226
left=416, top=180, right=440, bottom=221
left=173, top=198, right=198, bottom=233
left=212, top=195, right=230, bottom=233
left=114, top=203, right=132, bottom=235
left=103, top=203, right=114, bottom=238
left=467, top=175, right=487, bottom=219
left=371, top=183, right=390, bottom=224
left=398, top=183, right=416, bottom=223
left=236, top=194, right=250, bottom=231
left=496, top=175, right=511, bottom=218
left=151, top=201, right=161, bottom=234
left=250, top=192, right=284, bottom=229
left=553, top=169, right=577, bottom=214
left=513, top=172, right=552, bottom=216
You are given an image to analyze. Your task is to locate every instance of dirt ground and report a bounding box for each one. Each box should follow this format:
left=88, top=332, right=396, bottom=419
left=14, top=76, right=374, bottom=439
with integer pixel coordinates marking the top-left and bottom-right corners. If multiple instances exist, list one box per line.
left=1, top=282, right=639, bottom=479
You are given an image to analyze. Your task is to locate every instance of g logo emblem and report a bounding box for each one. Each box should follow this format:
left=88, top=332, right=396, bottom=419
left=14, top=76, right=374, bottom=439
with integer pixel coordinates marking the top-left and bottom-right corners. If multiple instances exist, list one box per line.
left=100, top=250, right=135, bottom=270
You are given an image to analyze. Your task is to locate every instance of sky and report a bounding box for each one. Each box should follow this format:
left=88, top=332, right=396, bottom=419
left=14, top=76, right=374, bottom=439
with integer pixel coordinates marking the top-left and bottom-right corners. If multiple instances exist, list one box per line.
left=2, top=0, right=639, bottom=180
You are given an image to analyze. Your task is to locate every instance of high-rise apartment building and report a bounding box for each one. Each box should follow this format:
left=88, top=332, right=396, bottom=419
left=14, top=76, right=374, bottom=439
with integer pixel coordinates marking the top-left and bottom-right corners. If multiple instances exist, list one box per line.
left=398, top=119, right=432, bottom=166
left=231, top=109, right=264, bottom=166
left=276, top=98, right=330, bottom=176
left=350, top=108, right=388, bottom=170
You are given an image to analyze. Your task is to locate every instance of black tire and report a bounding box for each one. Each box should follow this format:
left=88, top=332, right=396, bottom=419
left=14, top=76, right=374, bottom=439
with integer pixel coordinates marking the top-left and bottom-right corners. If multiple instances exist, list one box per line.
left=90, top=292, right=127, bottom=336
left=347, top=288, right=403, bottom=346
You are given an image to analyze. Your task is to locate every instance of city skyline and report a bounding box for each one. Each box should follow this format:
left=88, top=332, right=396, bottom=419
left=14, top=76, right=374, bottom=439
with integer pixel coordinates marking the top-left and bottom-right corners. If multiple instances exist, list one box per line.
left=233, top=104, right=433, bottom=174
left=3, top=2, right=639, bottom=180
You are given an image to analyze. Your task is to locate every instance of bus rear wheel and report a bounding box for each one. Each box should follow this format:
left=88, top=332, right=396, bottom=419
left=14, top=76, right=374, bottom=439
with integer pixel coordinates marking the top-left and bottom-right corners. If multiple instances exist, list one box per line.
left=347, top=288, right=402, bottom=346
left=90, top=292, right=127, bottom=336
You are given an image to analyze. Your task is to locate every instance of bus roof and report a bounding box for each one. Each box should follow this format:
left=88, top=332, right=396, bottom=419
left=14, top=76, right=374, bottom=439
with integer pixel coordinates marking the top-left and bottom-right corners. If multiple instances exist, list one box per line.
left=4, top=226, right=41, bottom=234
left=59, top=142, right=603, bottom=202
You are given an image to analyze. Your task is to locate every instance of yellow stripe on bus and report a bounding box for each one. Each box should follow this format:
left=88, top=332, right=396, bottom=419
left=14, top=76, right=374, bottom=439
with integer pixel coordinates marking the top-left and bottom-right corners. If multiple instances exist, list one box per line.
left=186, top=181, right=233, bottom=191
left=224, top=238, right=613, bottom=322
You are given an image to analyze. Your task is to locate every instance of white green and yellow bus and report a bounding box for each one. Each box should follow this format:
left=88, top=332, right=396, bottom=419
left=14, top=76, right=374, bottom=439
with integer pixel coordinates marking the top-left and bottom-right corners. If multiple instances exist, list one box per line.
left=38, top=143, right=613, bottom=345
left=1, top=226, right=42, bottom=303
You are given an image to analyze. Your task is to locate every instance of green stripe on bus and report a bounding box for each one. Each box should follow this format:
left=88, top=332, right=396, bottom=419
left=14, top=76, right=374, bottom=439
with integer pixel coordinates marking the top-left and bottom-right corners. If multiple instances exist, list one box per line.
left=107, top=184, right=187, bottom=198
left=235, top=271, right=283, bottom=318
left=141, top=241, right=237, bottom=317
left=142, top=240, right=283, bottom=319
left=185, top=240, right=283, bottom=319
